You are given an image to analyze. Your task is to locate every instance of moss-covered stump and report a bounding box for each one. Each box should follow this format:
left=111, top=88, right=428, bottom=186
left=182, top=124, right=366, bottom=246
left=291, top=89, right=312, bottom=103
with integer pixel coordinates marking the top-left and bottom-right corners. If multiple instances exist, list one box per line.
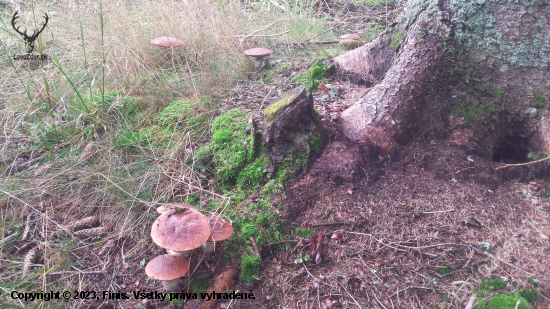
left=262, top=85, right=324, bottom=173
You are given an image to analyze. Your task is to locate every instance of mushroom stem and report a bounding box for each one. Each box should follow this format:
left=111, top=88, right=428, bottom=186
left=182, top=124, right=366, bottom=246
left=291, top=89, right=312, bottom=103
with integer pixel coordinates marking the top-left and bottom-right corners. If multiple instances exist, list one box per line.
left=339, top=39, right=365, bottom=50
left=202, top=241, right=216, bottom=255
left=162, top=279, right=181, bottom=293
left=167, top=249, right=191, bottom=258
left=254, top=56, right=266, bottom=70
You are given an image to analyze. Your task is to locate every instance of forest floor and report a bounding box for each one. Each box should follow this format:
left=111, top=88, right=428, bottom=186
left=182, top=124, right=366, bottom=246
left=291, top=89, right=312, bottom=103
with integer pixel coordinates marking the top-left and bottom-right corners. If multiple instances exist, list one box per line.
left=1, top=1, right=549, bottom=309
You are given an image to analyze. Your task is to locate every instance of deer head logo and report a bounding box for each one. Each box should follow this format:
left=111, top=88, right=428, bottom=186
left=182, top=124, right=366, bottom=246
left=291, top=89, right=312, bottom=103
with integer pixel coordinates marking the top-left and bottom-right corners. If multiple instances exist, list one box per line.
left=11, top=11, right=49, bottom=54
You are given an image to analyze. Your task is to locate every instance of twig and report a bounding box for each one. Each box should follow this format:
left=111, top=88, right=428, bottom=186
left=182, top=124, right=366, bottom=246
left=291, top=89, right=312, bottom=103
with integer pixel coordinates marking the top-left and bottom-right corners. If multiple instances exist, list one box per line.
left=231, top=20, right=280, bottom=40
left=0, top=232, right=19, bottom=246
left=493, top=156, right=550, bottom=170
left=259, top=88, right=272, bottom=111
left=47, top=270, right=106, bottom=276
left=337, top=281, right=362, bottom=309
left=231, top=30, right=290, bottom=38
left=312, top=222, right=350, bottom=227
left=464, top=293, right=477, bottom=309
left=396, top=209, right=455, bottom=215
left=417, top=240, right=436, bottom=295
left=267, top=0, right=287, bottom=11
left=262, top=239, right=298, bottom=247
left=306, top=23, right=342, bottom=42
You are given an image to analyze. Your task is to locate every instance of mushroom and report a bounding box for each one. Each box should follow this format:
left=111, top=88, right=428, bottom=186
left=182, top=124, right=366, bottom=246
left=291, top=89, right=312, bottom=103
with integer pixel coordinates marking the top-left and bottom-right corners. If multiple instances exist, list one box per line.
left=151, top=205, right=210, bottom=258
left=203, top=216, right=233, bottom=255
left=151, top=37, right=185, bottom=48
left=150, top=36, right=185, bottom=62
left=145, top=254, right=189, bottom=292
left=244, top=48, right=273, bottom=70
left=339, top=34, right=365, bottom=50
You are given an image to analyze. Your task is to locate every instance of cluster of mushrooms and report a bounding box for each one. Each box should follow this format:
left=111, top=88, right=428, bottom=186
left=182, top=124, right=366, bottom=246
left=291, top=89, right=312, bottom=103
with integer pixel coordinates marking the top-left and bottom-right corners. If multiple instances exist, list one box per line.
left=145, top=203, right=233, bottom=292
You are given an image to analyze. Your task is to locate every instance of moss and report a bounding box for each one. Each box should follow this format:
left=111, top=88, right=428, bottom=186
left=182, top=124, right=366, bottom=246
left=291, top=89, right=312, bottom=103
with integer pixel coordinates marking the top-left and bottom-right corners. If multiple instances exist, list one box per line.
left=190, top=275, right=210, bottom=297
left=490, top=87, right=504, bottom=101
left=156, top=98, right=208, bottom=134
left=263, top=85, right=308, bottom=123
left=476, top=293, right=531, bottom=309
left=527, top=277, right=540, bottom=288
left=450, top=0, right=550, bottom=68
left=481, top=277, right=507, bottom=291
left=195, top=109, right=255, bottom=186
left=240, top=255, right=261, bottom=283
left=519, top=289, right=540, bottom=303
left=437, top=266, right=452, bottom=275
left=311, top=136, right=322, bottom=154
left=388, top=31, right=404, bottom=51
left=531, top=93, right=547, bottom=108
left=292, top=58, right=331, bottom=93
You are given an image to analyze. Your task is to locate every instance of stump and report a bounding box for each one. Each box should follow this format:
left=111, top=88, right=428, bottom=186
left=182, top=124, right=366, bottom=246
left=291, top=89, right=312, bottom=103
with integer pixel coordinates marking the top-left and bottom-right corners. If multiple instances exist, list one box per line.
left=262, top=85, right=324, bottom=173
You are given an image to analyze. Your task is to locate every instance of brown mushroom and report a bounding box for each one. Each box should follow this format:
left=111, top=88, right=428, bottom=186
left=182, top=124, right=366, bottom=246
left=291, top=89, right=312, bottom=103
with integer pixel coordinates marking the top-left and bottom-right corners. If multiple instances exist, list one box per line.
left=244, top=47, right=273, bottom=70
left=145, top=254, right=189, bottom=292
left=151, top=206, right=210, bottom=258
left=203, top=216, right=233, bottom=255
left=151, top=37, right=184, bottom=62
left=151, top=37, right=185, bottom=48
left=339, top=34, right=364, bottom=50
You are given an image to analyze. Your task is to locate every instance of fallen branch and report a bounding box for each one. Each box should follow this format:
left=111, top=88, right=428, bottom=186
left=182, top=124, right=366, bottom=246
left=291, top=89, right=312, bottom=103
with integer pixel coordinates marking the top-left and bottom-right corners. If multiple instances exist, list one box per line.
left=493, top=156, right=550, bottom=170
left=230, top=30, right=290, bottom=38
left=47, top=270, right=106, bottom=276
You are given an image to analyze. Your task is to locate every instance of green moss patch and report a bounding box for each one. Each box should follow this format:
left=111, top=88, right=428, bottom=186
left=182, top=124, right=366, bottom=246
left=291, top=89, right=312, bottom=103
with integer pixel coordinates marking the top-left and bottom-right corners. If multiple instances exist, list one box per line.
left=195, top=108, right=255, bottom=186
left=292, top=58, right=334, bottom=93
left=156, top=98, right=209, bottom=135
left=477, top=293, right=531, bottom=309
left=239, top=255, right=261, bottom=283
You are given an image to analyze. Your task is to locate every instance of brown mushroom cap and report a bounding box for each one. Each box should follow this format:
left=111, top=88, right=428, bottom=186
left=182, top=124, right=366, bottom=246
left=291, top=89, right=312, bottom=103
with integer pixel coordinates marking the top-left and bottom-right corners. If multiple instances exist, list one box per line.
left=156, top=203, right=197, bottom=215
left=151, top=207, right=211, bottom=251
left=145, top=254, right=189, bottom=280
left=244, top=48, right=273, bottom=58
left=339, top=34, right=360, bottom=40
left=207, top=217, right=234, bottom=242
left=151, top=37, right=184, bottom=48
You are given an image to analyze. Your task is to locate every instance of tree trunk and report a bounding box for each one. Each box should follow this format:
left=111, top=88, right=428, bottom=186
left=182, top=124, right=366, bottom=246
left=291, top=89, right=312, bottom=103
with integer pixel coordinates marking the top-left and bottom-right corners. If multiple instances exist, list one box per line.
left=336, top=0, right=550, bottom=162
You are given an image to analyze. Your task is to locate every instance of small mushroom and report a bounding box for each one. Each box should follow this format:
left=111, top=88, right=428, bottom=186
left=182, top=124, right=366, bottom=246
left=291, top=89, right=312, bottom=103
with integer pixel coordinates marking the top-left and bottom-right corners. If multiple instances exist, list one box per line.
left=151, top=205, right=210, bottom=258
left=151, top=36, right=185, bottom=62
left=244, top=47, right=273, bottom=70
left=150, top=36, right=185, bottom=48
left=203, top=216, right=233, bottom=255
left=339, top=34, right=364, bottom=50
left=145, top=254, right=189, bottom=292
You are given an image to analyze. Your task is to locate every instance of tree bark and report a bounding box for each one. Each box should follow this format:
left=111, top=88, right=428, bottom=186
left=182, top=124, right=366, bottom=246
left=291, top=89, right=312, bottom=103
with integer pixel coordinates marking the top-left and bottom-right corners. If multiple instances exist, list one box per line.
left=336, top=0, right=550, bottom=162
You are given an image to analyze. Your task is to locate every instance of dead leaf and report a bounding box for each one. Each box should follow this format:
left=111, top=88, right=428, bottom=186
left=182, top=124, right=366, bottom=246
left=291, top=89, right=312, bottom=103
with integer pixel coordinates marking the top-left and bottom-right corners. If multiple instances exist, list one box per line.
left=533, top=214, right=542, bottom=220
left=272, top=205, right=280, bottom=214
left=347, top=187, right=353, bottom=194
left=530, top=182, right=537, bottom=185
left=374, top=261, right=383, bottom=267
left=331, top=232, right=342, bottom=240
left=368, top=207, right=374, bottom=215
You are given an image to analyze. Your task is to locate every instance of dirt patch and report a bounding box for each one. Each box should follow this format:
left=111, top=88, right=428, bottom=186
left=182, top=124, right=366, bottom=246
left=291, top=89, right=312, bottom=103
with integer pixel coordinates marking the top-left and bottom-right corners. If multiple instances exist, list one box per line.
left=247, top=127, right=550, bottom=308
